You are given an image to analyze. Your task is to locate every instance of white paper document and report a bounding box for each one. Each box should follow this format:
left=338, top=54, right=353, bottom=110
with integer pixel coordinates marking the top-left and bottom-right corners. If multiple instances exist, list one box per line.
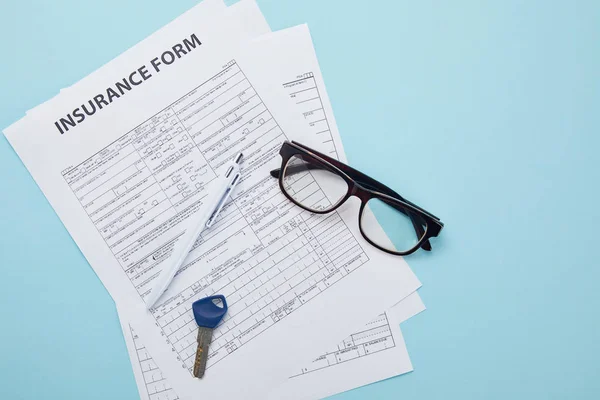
left=121, top=292, right=425, bottom=400
left=4, top=3, right=421, bottom=399
left=120, top=22, right=428, bottom=400
left=272, top=299, right=423, bottom=400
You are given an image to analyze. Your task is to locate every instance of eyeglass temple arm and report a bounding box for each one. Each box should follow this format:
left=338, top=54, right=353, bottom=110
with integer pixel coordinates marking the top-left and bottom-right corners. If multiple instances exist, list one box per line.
left=270, top=161, right=433, bottom=251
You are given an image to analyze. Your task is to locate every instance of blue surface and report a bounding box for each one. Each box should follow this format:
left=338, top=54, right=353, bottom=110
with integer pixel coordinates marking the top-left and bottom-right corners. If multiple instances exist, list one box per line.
left=1, top=0, right=599, bottom=398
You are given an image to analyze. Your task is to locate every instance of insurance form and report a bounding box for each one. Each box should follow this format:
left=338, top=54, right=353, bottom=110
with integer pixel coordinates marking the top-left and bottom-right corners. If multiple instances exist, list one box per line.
left=3, top=6, right=420, bottom=400
left=119, top=25, right=427, bottom=396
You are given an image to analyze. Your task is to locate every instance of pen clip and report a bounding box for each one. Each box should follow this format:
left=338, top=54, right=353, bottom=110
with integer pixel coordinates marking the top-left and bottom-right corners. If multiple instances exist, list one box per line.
left=206, top=153, right=243, bottom=228
left=206, top=172, right=240, bottom=228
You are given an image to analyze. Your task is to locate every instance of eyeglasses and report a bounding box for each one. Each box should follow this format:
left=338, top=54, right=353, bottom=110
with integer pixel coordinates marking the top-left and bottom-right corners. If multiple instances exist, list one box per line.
left=270, top=141, right=444, bottom=256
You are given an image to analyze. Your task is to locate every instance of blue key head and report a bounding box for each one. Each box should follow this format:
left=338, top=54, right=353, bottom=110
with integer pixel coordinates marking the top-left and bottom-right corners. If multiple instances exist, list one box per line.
left=192, top=295, right=228, bottom=329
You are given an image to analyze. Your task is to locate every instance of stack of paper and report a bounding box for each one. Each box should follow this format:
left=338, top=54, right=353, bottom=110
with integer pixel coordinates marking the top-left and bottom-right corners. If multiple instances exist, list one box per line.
left=3, top=1, right=429, bottom=398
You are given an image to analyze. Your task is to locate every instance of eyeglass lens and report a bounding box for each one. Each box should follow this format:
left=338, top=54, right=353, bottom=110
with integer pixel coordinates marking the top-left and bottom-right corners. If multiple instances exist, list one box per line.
left=281, top=154, right=348, bottom=212
left=360, top=197, right=426, bottom=253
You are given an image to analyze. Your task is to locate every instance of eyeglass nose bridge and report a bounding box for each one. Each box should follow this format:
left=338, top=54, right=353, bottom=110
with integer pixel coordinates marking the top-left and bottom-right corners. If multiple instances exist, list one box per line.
left=349, top=182, right=374, bottom=203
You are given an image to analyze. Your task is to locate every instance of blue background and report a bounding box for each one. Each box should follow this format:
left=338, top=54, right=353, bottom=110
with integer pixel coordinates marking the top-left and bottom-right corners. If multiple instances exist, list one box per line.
left=1, top=0, right=599, bottom=398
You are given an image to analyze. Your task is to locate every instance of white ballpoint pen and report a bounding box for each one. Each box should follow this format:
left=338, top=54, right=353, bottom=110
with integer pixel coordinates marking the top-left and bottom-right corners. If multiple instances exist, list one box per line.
left=145, top=153, right=243, bottom=310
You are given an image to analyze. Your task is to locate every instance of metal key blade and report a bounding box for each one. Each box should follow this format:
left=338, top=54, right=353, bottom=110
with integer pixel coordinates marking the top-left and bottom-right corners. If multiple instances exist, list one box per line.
left=191, top=295, right=228, bottom=379
left=193, top=327, right=213, bottom=378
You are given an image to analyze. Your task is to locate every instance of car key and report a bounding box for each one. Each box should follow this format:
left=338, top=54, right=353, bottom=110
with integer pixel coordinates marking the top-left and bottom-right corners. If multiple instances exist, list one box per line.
left=192, top=294, right=228, bottom=378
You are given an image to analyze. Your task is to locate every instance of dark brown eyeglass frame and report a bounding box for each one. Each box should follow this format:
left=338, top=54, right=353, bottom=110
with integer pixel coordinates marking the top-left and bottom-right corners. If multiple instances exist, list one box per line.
left=270, top=140, right=444, bottom=256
